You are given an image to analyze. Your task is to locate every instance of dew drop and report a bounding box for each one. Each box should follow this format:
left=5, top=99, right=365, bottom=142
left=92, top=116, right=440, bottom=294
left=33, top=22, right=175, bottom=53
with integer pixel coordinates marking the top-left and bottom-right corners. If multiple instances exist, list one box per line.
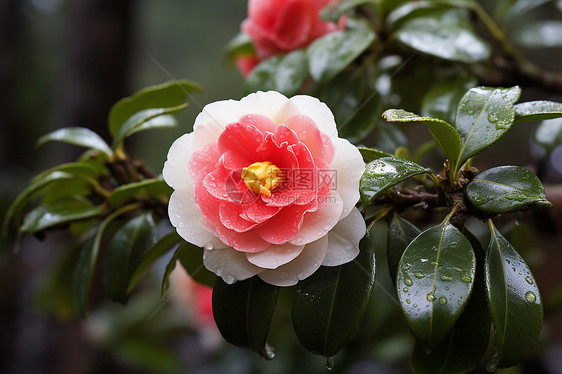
left=178, top=222, right=184, bottom=228
left=176, top=202, right=184, bottom=208
left=326, top=357, right=334, bottom=370
left=413, top=303, right=418, bottom=307
left=280, top=272, right=289, bottom=280
left=525, top=291, right=536, bottom=303
left=403, top=287, right=408, bottom=293
left=406, top=299, right=411, bottom=304
left=225, top=275, right=236, bottom=284
left=414, top=272, right=424, bottom=279
left=525, top=276, right=534, bottom=285
left=460, top=273, right=472, bottom=283
left=204, top=243, right=213, bottom=250
left=488, top=113, right=498, bottom=123
left=403, top=274, right=413, bottom=286
left=440, top=275, right=453, bottom=282
left=263, top=343, right=276, bottom=360
left=438, top=297, right=447, bottom=305
left=427, top=292, right=436, bottom=302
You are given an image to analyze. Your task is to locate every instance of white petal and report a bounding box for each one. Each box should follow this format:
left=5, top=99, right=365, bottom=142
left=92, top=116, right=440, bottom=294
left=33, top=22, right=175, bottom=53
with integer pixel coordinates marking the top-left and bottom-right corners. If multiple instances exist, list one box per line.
left=331, top=137, right=365, bottom=219
left=246, top=243, right=305, bottom=269
left=203, top=247, right=262, bottom=284
left=237, top=91, right=300, bottom=125
left=192, top=99, right=240, bottom=150
left=289, top=191, right=343, bottom=246
left=258, top=235, right=329, bottom=286
left=162, top=133, right=194, bottom=189
left=289, top=95, right=338, bottom=137
left=322, top=207, right=365, bottom=266
left=168, top=188, right=227, bottom=250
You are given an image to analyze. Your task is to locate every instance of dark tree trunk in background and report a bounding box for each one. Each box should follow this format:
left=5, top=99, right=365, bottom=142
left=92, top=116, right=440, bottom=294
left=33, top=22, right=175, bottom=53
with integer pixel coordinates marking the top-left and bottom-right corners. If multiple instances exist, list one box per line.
left=57, top=0, right=134, bottom=143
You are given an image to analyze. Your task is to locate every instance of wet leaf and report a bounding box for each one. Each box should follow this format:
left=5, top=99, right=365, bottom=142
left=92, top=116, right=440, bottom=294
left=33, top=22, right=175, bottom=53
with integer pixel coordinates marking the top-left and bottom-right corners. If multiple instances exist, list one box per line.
left=108, top=178, right=172, bottom=208
left=103, top=214, right=156, bottom=303
left=485, top=221, right=543, bottom=369
left=357, top=147, right=392, bottom=163
left=383, top=109, right=461, bottom=167
left=514, top=101, right=562, bottom=122
left=387, top=214, right=420, bottom=284
left=213, top=277, right=279, bottom=359
left=455, top=86, right=521, bottom=170
left=466, top=166, right=552, bottom=213
left=292, top=234, right=375, bottom=357
left=225, top=32, right=254, bottom=63
left=307, top=27, right=375, bottom=82
left=177, top=241, right=216, bottom=288
left=535, top=118, right=562, bottom=153
left=37, top=127, right=113, bottom=157
left=360, top=156, right=432, bottom=207
left=397, top=222, right=476, bottom=352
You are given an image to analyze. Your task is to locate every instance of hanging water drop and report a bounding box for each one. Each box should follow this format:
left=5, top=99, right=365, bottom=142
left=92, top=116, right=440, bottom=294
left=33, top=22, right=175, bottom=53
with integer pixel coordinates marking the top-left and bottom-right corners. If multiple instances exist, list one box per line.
left=326, top=357, right=335, bottom=370
left=525, top=291, right=536, bottom=303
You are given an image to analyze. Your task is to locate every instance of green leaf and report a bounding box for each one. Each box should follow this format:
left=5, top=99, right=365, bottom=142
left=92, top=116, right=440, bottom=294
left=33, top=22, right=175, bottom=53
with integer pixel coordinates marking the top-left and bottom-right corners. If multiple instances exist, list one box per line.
left=292, top=234, right=375, bottom=357
left=321, top=0, right=378, bottom=21
left=387, top=214, right=420, bottom=284
left=394, top=16, right=490, bottom=63
left=32, top=161, right=105, bottom=182
left=513, top=20, right=562, bottom=48
left=245, top=50, right=309, bottom=97
left=307, top=27, right=375, bottom=83
left=37, top=127, right=113, bottom=157
left=397, top=222, right=476, bottom=352
left=108, top=79, right=202, bottom=137
left=161, top=246, right=183, bottom=298
left=360, top=156, right=432, bottom=207
left=536, top=118, right=562, bottom=153
left=411, top=230, right=490, bottom=374
left=177, top=241, right=216, bottom=288
left=3, top=171, right=74, bottom=236
left=73, top=204, right=140, bottom=316
left=455, top=86, right=521, bottom=170
left=466, top=166, right=552, bottom=214
left=500, top=0, right=551, bottom=25
left=383, top=109, right=461, bottom=167
left=108, top=177, right=172, bottom=208
left=421, top=73, right=477, bottom=125
left=128, top=230, right=182, bottom=293
left=21, top=197, right=106, bottom=233
left=212, top=276, right=279, bottom=359
left=225, top=32, right=254, bottom=63
left=112, top=105, right=187, bottom=148
left=485, top=221, right=543, bottom=369
left=357, top=147, right=392, bottom=163
left=102, top=214, right=156, bottom=303
left=514, top=101, right=562, bottom=122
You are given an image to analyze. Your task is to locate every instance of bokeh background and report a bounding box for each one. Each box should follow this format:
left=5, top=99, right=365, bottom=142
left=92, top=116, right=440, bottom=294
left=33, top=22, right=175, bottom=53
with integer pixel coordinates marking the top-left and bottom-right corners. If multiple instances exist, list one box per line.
left=1, top=1, right=562, bottom=373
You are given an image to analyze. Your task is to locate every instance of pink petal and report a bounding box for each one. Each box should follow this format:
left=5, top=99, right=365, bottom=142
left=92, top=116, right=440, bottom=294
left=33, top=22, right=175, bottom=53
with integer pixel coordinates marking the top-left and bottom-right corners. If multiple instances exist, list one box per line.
left=194, top=180, right=222, bottom=228
left=188, top=142, right=220, bottom=181
left=218, top=122, right=265, bottom=162
left=285, top=114, right=335, bottom=164
left=239, top=113, right=277, bottom=133
left=241, top=199, right=281, bottom=224
left=246, top=242, right=305, bottom=269
left=255, top=202, right=316, bottom=244
left=272, top=124, right=300, bottom=147
left=273, top=0, right=312, bottom=51
left=216, top=225, right=270, bottom=253
left=219, top=200, right=258, bottom=233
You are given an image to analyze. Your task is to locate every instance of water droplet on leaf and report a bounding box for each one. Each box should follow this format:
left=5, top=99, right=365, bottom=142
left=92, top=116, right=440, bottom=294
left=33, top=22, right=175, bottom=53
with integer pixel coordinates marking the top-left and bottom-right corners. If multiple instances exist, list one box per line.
left=414, top=272, right=424, bottom=279
left=525, top=291, right=536, bottom=303
left=438, top=297, right=447, bottom=305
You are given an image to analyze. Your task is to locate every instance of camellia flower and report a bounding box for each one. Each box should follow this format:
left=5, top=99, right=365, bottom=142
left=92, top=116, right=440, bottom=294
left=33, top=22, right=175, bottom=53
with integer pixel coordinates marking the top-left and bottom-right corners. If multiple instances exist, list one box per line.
left=238, top=0, right=346, bottom=74
left=163, top=91, right=366, bottom=286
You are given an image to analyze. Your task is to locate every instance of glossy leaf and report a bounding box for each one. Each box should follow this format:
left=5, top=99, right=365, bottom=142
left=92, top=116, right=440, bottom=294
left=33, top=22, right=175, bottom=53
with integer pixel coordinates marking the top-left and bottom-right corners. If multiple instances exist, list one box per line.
left=177, top=241, right=216, bottom=288
left=360, top=156, right=432, bottom=206
left=161, top=246, right=183, bottom=298
left=108, top=79, right=202, bottom=137
left=213, top=276, right=279, bottom=359
left=292, top=234, right=375, bottom=357
left=383, top=109, right=461, bottom=167
left=466, top=166, right=552, bottom=213
left=128, top=230, right=183, bottom=292
left=421, top=73, right=477, bottom=125
left=245, top=50, right=308, bottom=97
left=387, top=214, right=420, bottom=284
left=21, top=197, right=106, bottom=233
left=397, top=222, right=476, bottom=352
left=3, top=171, right=74, bottom=236
left=455, top=86, right=521, bottom=169
left=102, top=214, right=156, bottom=303
left=108, top=178, right=172, bottom=208
left=73, top=204, right=140, bottom=316
left=514, top=101, right=562, bottom=122
left=485, top=221, right=543, bottom=369
left=307, top=27, right=375, bottom=82
left=357, top=147, right=392, bottom=163
left=535, top=118, right=562, bottom=153
left=112, top=105, right=187, bottom=148
left=394, top=16, right=490, bottom=63
left=37, top=127, right=113, bottom=157
left=32, top=161, right=104, bottom=182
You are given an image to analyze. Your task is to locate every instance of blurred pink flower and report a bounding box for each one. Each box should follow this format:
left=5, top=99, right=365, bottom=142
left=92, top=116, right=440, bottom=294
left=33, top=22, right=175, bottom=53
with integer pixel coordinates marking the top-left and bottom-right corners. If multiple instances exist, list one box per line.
left=163, top=91, right=365, bottom=287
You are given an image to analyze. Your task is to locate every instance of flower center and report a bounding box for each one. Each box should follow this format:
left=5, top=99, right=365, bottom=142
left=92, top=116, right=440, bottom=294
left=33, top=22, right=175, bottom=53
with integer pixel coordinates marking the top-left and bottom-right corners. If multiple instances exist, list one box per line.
left=241, top=161, right=282, bottom=197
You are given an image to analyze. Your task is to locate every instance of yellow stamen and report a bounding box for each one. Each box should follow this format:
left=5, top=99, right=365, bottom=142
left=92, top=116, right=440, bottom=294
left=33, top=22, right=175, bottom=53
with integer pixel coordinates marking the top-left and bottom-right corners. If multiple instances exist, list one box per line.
left=241, top=161, right=282, bottom=197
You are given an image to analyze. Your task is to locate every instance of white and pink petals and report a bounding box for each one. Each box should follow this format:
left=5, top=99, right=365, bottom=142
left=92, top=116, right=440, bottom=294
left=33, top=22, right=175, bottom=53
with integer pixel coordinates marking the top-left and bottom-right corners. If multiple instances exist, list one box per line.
left=245, top=242, right=305, bottom=269
left=192, top=99, right=240, bottom=150
left=330, top=137, right=365, bottom=218
left=289, top=191, right=344, bottom=246
left=163, top=133, right=194, bottom=189
left=237, top=91, right=300, bottom=124
left=289, top=95, right=338, bottom=136
left=203, top=247, right=262, bottom=284
left=258, top=235, right=329, bottom=287
left=168, top=188, right=227, bottom=250
left=322, top=207, right=365, bottom=266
